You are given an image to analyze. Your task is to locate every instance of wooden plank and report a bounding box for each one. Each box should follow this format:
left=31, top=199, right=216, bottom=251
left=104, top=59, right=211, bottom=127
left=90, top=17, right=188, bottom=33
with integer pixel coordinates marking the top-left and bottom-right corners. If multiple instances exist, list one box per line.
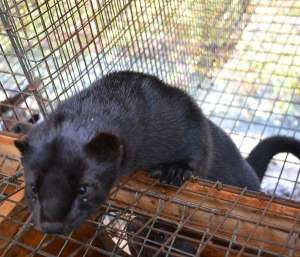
left=0, top=154, right=20, bottom=177
left=127, top=216, right=253, bottom=257
left=0, top=132, right=21, bottom=157
left=111, top=172, right=300, bottom=256
left=0, top=133, right=24, bottom=223
left=0, top=186, right=24, bottom=223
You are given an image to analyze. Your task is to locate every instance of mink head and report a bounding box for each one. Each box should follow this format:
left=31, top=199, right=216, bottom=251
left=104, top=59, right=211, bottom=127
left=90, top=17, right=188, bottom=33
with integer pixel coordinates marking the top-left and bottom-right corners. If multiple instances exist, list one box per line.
left=15, top=125, right=124, bottom=235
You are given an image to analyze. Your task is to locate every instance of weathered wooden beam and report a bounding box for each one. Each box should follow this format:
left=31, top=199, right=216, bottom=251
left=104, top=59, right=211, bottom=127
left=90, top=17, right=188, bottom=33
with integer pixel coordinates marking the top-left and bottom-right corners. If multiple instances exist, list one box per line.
left=0, top=132, right=21, bottom=157
left=111, top=173, right=300, bottom=256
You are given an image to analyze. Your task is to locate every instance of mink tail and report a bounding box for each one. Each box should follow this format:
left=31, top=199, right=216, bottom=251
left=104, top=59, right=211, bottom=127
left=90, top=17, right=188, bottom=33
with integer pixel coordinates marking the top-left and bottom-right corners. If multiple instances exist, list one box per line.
left=246, top=136, right=300, bottom=181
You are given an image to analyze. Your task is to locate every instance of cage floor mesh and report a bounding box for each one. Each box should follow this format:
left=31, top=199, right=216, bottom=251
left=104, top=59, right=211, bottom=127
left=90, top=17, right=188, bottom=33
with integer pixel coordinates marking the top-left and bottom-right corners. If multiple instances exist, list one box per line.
left=0, top=154, right=299, bottom=257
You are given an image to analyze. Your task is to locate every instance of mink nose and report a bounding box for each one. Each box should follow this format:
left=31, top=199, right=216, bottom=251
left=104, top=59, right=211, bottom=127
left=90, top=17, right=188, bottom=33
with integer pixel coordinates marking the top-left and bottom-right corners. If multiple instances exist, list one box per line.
left=40, top=200, right=70, bottom=223
left=40, top=222, right=64, bottom=234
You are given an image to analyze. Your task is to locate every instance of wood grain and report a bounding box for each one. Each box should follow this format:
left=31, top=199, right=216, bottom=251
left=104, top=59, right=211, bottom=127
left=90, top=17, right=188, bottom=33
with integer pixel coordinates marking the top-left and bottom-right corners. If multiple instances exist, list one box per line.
left=111, top=172, right=300, bottom=256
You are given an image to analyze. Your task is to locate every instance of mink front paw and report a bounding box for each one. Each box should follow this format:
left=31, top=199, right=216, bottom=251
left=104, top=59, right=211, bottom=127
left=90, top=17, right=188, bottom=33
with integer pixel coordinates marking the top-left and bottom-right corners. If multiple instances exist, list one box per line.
left=149, top=162, right=193, bottom=186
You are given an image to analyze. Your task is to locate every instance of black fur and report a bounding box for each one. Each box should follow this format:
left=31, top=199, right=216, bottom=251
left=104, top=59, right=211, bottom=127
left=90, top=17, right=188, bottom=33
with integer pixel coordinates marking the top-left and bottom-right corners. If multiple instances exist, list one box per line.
left=247, top=136, right=300, bottom=181
left=15, top=71, right=300, bottom=234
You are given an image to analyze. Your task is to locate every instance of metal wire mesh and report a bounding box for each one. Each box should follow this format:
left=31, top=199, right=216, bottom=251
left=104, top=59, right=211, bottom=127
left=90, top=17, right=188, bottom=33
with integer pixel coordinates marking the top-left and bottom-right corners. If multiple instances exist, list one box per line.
left=0, top=157, right=299, bottom=257
left=0, top=0, right=300, bottom=256
left=0, top=0, right=249, bottom=117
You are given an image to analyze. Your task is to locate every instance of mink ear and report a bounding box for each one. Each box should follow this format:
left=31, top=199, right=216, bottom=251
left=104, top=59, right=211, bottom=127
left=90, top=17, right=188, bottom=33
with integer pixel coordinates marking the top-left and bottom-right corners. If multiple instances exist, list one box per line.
left=84, top=133, right=123, bottom=163
left=14, top=137, right=30, bottom=155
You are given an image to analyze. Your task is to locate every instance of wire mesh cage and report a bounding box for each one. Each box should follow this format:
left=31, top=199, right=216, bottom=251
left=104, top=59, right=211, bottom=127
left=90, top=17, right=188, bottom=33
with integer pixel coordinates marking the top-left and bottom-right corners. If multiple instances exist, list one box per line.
left=0, top=0, right=300, bottom=256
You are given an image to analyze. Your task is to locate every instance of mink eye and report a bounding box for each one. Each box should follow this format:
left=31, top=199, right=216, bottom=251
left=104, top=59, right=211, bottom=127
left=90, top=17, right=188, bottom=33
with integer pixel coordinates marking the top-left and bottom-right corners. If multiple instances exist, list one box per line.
left=79, top=185, right=87, bottom=195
